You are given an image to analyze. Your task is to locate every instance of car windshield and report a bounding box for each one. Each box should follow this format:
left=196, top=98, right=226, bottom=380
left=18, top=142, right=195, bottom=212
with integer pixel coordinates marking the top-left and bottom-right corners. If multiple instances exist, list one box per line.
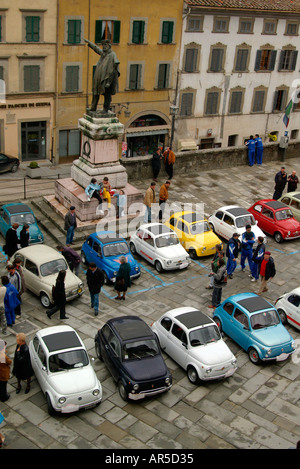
left=155, top=234, right=179, bottom=248
left=11, top=213, right=35, bottom=225
left=123, top=339, right=159, bottom=360
left=190, top=221, right=210, bottom=234
left=48, top=349, right=89, bottom=372
left=189, top=325, right=221, bottom=346
left=275, top=209, right=294, bottom=221
left=235, top=215, right=256, bottom=228
left=250, top=309, right=280, bottom=329
left=103, top=242, right=129, bottom=257
left=40, top=258, right=68, bottom=276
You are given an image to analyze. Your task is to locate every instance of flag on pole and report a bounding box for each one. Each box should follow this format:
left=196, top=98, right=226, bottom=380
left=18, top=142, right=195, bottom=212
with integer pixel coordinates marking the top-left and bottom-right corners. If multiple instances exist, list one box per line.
left=283, top=99, right=293, bottom=127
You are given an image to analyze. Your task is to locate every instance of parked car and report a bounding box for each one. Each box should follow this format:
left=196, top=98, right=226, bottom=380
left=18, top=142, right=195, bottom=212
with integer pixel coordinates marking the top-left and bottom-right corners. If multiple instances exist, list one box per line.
left=208, top=205, right=266, bottom=245
left=164, top=211, right=222, bottom=259
left=81, top=231, right=140, bottom=284
left=248, top=199, right=300, bottom=243
left=279, top=192, right=300, bottom=222
left=151, top=307, right=237, bottom=384
left=0, top=203, right=44, bottom=244
left=213, top=293, right=296, bottom=365
left=129, top=223, right=191, bottom=272
left=29, top=325, right=102, bottom=415
left=275, top=287, right=300, bottom=331
left=0, top=152, right=20, bottom=174
left=11, top=245, right=84, bottom=307
left=94, top=316, right=172, bottom=401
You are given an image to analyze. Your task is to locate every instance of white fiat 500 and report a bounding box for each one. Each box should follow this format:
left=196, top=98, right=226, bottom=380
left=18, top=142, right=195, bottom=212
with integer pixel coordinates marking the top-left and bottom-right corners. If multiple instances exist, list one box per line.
left=29, top=325, right=102, bottom=415
left=129, top=223, right=191, bottom=272
left=275, top=287, right=300, bottom=331
left=12, top=245, right=84, bottom=307
left=151, top=307, right=237, bottom=384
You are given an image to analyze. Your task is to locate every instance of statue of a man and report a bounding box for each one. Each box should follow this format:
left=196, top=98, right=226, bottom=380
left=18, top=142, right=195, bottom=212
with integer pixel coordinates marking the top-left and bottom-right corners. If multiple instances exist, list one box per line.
left=84, top=38, right=120, bottom=113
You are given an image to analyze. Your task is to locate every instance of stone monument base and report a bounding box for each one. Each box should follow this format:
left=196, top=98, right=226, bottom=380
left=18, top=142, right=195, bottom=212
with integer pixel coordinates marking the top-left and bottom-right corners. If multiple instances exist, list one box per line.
left=71, top=158, right=127, bottom=190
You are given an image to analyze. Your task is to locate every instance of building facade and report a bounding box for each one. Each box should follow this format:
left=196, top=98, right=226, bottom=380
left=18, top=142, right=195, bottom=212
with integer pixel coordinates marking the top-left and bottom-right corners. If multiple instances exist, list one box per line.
left=173, top=0, right=300, bottom=151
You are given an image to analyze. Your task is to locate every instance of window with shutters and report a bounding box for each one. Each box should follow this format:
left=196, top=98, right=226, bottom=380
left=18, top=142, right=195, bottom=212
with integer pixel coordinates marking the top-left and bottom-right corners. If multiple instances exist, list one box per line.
left=65, top=65, right=79, bottom=92
left=157, top=63, right=170, bottom=89
left=25, top=16, right=40, bottom=42
left=161, top=21, right=174, bottom=44
left=209, top=46, right=225, bottom=72
left=278, top=49, right=298, bottom=71
left=213, top=17, right=229, bottom=33
left=0, top=59, right=8, bottom=92
left=184, top=46, right=200, bottom=73
left=273, top=88, right=288, bottom=112
left=285, top=22, right=299, bottom=36
left=180, top=91, right=195, bottom=116
left=229, top=89, right=244, bottom=114
left=234, top=47, right=250, bottom=72
left=254, top=49, right=277, bottom=71
left=67, top=19, right=82, bottom=44
left=128, top=63, right=142, bottom=90
left=238, top=18, right=254, bottom=34
left=204, top=89, right=221, bottom=115
left=186, top=16, right=203, bottom=32
left=131, top=20, right=145, bottom=44
left=95, top=20, right=120, bottom=44
left=262, top=20, right=277, bottom=35
left=24, top=65, right=40, bottom=92
left=251, top=87, right=267, bottom=113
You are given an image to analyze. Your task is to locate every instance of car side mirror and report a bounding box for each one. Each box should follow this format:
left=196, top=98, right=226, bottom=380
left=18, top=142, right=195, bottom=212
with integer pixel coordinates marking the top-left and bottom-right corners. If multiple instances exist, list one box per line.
left=42, top=366, right=47, bottom=372
left=182, top=342, right=187, bottom=349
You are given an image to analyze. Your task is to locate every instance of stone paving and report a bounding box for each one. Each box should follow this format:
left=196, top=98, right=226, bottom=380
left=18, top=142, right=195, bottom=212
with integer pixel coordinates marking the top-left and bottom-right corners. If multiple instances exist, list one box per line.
left=0, top=157, right=300, bottom=451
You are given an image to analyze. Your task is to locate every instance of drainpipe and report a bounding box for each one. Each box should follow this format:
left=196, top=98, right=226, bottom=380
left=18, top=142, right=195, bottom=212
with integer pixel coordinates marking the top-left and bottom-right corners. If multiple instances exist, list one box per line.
left=53, top=0, right=59, bottom=165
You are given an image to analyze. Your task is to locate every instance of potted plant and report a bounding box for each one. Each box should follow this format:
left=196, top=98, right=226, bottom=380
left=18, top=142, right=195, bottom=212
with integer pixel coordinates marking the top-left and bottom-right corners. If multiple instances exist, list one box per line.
left=26, top=161, right=42, bottom=178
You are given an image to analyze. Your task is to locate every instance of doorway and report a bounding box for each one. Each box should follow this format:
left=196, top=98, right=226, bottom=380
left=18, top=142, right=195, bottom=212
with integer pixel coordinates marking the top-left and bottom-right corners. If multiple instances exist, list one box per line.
left=21, top=121, right=46, bottom=161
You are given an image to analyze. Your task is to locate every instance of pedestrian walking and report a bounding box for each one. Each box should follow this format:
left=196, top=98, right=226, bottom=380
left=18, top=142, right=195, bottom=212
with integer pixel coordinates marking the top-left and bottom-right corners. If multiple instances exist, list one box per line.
left=6, top=264, right=22, bottom=318
left=64, top=206, right=77, bottom=246
left=245, top=135, right=256, bottom=166
left=0, top=339, right=11, bottom=403
left=86, top=262, right=104, bottom=316
left=0, top=280, right=7, bottom=336
left=152, top=148, right=162, bottom=181
left=3, top=223, right=19, bottom=261
left=258, top=251, right=276, bottom=294
left=114, top=256, right=131, bottom=300
left=240, top=225, right=255, bottom=273
left=254, top=134, right=263, bottom=165
left=12, top=333, right=33, bottom=395
left=85, top=178, right=103, bottom=203
left=208, top=258, right=227, bottom=309
left=206, top=245, right=224, bottom=289
left=2, top=275, right=20, bottom=327
left=163, top=146, right=176, bottom=179
left=113, top=189, right=126, bottom=218
left=144, top=182, right=156, bottom=223
left=287, top=170, right=299, bottom=193
left=250, top=236, right=265, bottom=282
left=158, top=180, right=171, bottom=223
left=226, top=233, right=240, bottom=279
left=46, top=270, right=69, bottom=320
left=56, top=244, right=81, bottom=276
left=273, top=166, right=287, bottom=200
left=19, top=224, right=30, bottom=248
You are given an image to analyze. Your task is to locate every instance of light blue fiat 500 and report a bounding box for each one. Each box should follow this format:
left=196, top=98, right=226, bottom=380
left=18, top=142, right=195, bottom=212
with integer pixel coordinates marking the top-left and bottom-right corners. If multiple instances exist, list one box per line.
left=213, top=293, right=296, bottom=365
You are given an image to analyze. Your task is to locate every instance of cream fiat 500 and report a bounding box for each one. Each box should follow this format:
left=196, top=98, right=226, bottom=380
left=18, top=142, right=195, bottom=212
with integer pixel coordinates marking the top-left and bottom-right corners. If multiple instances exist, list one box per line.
left=12, top=245, right=84, bottom=307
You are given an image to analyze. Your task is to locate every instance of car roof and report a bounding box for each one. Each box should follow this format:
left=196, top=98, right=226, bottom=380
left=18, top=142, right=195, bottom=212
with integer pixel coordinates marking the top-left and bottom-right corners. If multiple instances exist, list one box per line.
left=142, top=223, right=173, bottom=236
left=109, top=316, right=154, bottom=341
left=236, top=295, right=273, bottom=313
left=175, top=310, right=214, bottom=329
left=264, top=200, right=288, bottom=210
left=16, top=245, right=64, bottom=263
left=225, top=207, right=250, bottom=217
left=288, top=192, right=300, bottom=200
left=92, top=231, right=125, bottom=245
left=37, top=326, right=83, bottom=353
left=3, top=203, right=32, bottom=214
left=172, top=211, right=205, bottom=223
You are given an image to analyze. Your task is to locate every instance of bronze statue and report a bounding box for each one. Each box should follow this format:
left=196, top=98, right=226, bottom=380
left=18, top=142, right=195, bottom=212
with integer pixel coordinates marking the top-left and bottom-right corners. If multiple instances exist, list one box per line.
left=84, top=38, right=120, bottom=113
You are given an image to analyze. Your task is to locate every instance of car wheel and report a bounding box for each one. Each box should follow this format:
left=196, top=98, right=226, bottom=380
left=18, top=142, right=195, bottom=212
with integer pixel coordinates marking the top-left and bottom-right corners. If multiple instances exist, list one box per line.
left=248, top=347, right=262, bottom=365
left=187, top=366, right=200, bottom=385
left=189, top=248, right=197, bottom=260
left=209, top=223, right=215, bottom=233
left=102, top=271, right=109, bottom=285
left=118, top=381, right=129, bottom=401
left=274, top=231, right=283, bottom=243
left=277, top=308, right=287, bottom=324
left=46, top=394, right=56, bottom=416
left=95, top=341, right=103, bottom=361
left=11, top=163, right=19, bottom=173
left=155, top=260, right=163, bottom=272
left=214, top=316, right=222, bottom=332
left=40, top=292, right=51, bottom=308
left=130, top=242, right=136, bottom=254
left=81, top=251, right=87, bottom=265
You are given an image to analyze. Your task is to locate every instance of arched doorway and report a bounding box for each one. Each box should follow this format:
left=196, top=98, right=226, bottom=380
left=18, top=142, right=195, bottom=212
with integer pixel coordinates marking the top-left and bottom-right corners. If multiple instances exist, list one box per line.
left=125, top=113, right=170, bottom=157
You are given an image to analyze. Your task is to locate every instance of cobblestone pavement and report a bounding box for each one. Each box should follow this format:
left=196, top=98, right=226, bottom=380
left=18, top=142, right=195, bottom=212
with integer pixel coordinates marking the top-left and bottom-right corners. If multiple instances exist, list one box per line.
left=0, top=157, right=300, bottom=452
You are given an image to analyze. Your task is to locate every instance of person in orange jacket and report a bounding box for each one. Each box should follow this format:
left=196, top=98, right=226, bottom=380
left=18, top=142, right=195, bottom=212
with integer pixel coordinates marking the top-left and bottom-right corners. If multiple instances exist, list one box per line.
left=163, top=147, right=176, bottom=179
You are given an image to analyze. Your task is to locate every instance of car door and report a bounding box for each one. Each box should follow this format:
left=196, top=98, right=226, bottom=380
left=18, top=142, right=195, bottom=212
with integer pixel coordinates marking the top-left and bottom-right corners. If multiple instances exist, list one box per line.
left=133, top=228, right=144, bottom=254
left=286, top=294, right=300, bottom=328
left=140, top=231, right=155, bottom=265
left=0, top=154, right=10, bottom=173
left=222, top=214, right=235, bottom=240
left=230, top=307, right=251, bottom=350
left=100, top=325, right=121, bottom=382
left=24, top=258, right=40, bottom=295
left=260, top=207, right=276, bottom=235
left=155, top=316, right=173, bottom=350
left=31, top=336, right=48, bottom=392
left=92, top=240, right=103, bottom=269
left=173, top=220, right=189, bottom=248
left=211, top=210, right=224, bottom=236
left=84, top=237, right=95, bottom=264
left=164, top=321, right=189, bottom=369
left=289, top=199, right=300, bottom=222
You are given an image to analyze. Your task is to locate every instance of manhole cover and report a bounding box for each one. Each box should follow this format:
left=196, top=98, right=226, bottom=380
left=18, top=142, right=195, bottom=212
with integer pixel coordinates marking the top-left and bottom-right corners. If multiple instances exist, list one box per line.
left=8, top=319, right=40, bottom=336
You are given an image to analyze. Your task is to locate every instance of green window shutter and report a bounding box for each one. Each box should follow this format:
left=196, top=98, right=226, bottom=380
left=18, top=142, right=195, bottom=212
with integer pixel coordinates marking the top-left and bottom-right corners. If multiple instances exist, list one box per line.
left=26, top=16, right=40, bottom=42
left=24, top=65, right=40, bottom=92
left=66, top=66, right=79, bottom=92
left=161, top=21, right=173, bottom=44
left=185, top=48, right=198, bottom=72
left=132, top=21, right=144, bottom=44
left=68, top=20, right=81, bottom=44
left=95, top=20, right=102, bottom=43
left=157, top=64, right=169, bottom=89
left=230, top=91, right=242, bottom=113
left=206, top=92, right=218, bottom=115
left=113, top=20, right=120, bottom=43
left=180, top=92, right=193, bottom=116
left=129, top=64, right=140, bottom=89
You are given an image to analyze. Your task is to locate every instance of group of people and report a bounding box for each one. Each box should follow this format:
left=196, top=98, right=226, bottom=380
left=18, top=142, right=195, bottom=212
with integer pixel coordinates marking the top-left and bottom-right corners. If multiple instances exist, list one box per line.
left=273, top=166, right=298, bottom=200
left=143, top=180, right=171, bottom=223
left=3, top=223, right=29, bottom=261
left=245, top=134, right=264, bottom=166
left=207, top=225, right=276, bottom=309
left=0, top=258, right=25, bottom=334
left=152, top=146, right=176, bottom=181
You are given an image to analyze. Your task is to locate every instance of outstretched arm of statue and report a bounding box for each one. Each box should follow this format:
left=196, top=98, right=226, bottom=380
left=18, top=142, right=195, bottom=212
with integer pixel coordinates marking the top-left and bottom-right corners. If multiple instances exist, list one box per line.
left=84, top=38, right=102, bottom=56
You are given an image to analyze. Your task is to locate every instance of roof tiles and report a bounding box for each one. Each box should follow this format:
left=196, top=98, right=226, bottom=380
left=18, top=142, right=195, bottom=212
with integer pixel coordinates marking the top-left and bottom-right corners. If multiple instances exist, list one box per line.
left=185, top=0, right=300, bottom=12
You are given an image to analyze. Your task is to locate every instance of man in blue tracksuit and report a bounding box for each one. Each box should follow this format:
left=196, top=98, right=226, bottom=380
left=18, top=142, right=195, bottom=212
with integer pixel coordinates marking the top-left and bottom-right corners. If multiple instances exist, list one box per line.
left=251, top=236, right=265, bottom=282
left=241, top=224, right=255, bottom=273
left=245, top=135, right=256, bottom=166
left=226, top=233, right=240, bottom=279
left=254, top=134, right=263, bottom=165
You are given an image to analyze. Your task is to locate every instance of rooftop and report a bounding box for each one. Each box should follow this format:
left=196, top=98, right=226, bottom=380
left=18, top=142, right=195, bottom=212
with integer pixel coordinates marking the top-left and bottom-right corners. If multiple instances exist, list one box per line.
left=185, top=0, right=300, bottom=12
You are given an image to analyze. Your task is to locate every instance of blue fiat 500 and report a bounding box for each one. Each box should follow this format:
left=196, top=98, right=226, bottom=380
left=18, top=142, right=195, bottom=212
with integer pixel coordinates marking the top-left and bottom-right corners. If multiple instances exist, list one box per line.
left=0, top=203, right=44, bottom=245
left=81, top=231, right=140, bottom=284
left=213, top=293, right=296, bottom=365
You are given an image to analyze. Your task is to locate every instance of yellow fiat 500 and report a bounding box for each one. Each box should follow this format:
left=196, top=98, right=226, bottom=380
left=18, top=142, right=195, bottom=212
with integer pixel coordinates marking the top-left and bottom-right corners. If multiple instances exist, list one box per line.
left=165, top=211, right=222, bottom=259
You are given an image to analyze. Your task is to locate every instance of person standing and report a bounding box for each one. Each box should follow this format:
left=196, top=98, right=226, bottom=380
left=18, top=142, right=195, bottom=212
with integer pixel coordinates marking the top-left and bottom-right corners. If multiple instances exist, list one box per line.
left=4, top=223, right=19, bottom=261
left=0, top=280, right=7, bottom=336
left=46, top=270, right=69, bottom=320
left=287, top=171, right=299, bottom=193
left=163, top=146, right=176, bottom=180
left=158, top=181, right=171, bottom=223
left=2, top=276, right=20, bottom=328
left=258, top=251, right=276, bottom=294
left=208, top=258, right=227, bottom=309
left=64, top=206, right=77, bottom=246
left=254, top=134, right=263, bottom=165
left=240, top=225, right=255, bottom=273
left=12, top=333, right=33, bottom=395
left=0, top=339, right=11, bottom=403
left=226, top=233, right=240, bottom=279
left=102, top=177, right=112, bottom=209
left=273, top=167, right=287, bottom=200
left=12, top=258, right=26, bottom=296
left=206, top=245, right=224, bottom=289
left=6, top=264, right=22, bottom=318
left=144, top=182, right=156, bottom=223
left=56, top=245, right=81, bottom=276
left=114, top=257, right=131, bottom=300
left=152, top=148, right=162, bottom=181
left=245, top=135, right=256, bottom=167
left=85, top=178, right=103, bottom=203
left=20, top=224, right=30, bottom=248
left=86, top=262, right=104, bottom=316
left=251, top=236, right=265, bottom=282
left=113, top=189, right=127, bottom=218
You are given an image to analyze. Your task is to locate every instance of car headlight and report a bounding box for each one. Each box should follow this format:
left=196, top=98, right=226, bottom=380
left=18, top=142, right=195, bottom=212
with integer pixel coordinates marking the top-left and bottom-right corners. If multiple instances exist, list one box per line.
left=266, top=349, right=272, bottom=356
left=58, top=397, right=66, bottom=404
left=165, top=377, right=171, bottom=386
left=113, top=271, right=117, bottom=276
left=166, top=260, right=172, bottom=265
left=288, top=231, right=291, bottom=235
left=133, top=384, right=139, bottom=391
left=135, top=266, right=139, bottom=271
left=202, top=247, right=206, bottom=252
left=186, top=255, right=190, bottom=260
left=231, top=358, right=237, bottom=366
left=292, top=341, right=296, bottom=350
left=93, top=389, right=100, bottom=396
left=205, top=367, right=212, bottom=374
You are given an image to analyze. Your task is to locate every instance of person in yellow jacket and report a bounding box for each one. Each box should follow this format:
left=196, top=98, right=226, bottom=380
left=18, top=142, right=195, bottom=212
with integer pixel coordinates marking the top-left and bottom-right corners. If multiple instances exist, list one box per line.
left=143, top=182, right=156, bottom=223
left=163, top=147, right=176, bottom=179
